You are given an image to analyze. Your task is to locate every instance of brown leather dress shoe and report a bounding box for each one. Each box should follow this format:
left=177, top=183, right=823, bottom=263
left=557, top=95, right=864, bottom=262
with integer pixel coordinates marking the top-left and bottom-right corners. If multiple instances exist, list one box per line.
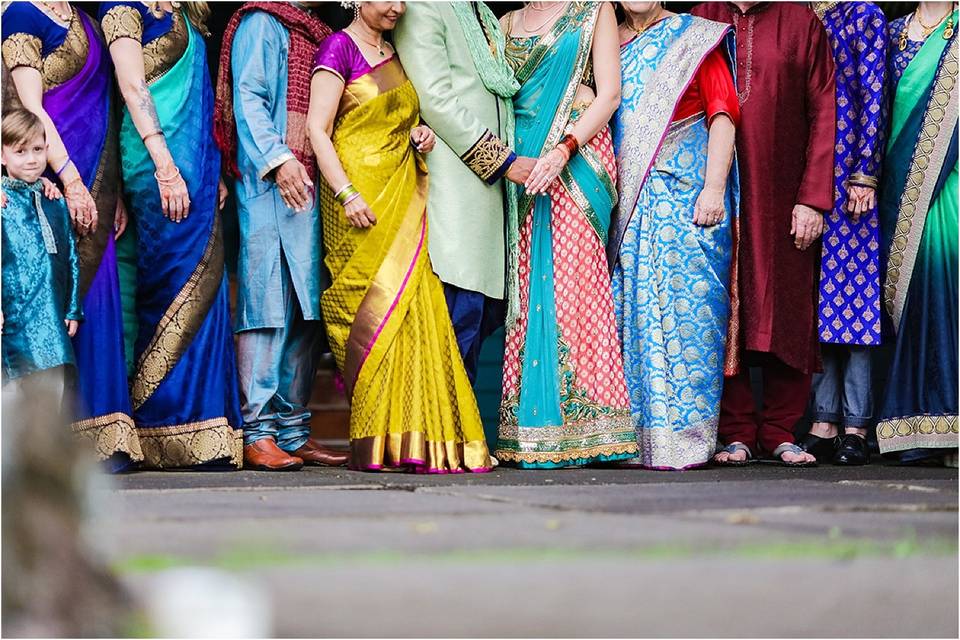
left=244, top=439, right=303, bottom=471
left=290, top=438, right=349, bottom=467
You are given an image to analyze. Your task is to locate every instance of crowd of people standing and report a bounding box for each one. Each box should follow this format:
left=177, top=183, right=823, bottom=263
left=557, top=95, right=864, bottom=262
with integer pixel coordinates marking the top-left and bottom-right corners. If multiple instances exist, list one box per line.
left=1, top=0, right=957, bottom=474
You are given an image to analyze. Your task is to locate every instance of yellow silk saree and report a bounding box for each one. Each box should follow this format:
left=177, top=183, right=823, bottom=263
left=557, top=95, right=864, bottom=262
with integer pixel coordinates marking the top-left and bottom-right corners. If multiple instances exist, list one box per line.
left=320, top=56, right=491, bottom=473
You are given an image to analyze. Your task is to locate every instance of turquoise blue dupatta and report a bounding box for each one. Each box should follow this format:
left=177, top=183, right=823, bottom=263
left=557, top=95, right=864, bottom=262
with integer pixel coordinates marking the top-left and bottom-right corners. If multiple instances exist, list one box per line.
left=511, top=3, right=606, bottom=434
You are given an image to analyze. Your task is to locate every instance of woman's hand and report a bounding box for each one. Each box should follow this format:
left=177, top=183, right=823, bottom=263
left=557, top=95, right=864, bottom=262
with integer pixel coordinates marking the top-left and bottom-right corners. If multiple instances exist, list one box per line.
left=693, top=185, right=726, bottom=226
left=525, top=148, right=568, bottom=195
left=63, top=179, right=98, bottom=236
left=40, top=176, right=63, bottom=200
left=156, top=163, right=191, bottom=223
left=64, top=318, right=79, bottom=338
left=411, top=125, right=436, bottom=154
left=218, top=178, right=229, bottom=211
left=114, top=197, right=129, bottom=240
left=846, top=185, right=875, bottom=223
left=344, top=194, right=377, bottom=229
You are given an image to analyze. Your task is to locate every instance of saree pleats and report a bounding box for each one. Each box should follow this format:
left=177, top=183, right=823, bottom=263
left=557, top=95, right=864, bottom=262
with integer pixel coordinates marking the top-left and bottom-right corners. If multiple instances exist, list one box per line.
left=613, top=116, right=734, bottom=470
left=41, top=11, right=140, bottom=464
left=877, top=15, right=959, bottom=454
left=119, top=19, right=241, bottom=468
left=321, top=65, right=490, bottom=473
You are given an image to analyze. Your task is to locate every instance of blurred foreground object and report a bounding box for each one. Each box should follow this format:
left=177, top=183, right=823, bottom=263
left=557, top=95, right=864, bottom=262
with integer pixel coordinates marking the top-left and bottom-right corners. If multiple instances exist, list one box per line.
left=2, top=372, right=130, bottom=636
left=143, top=568, right=272, bottom=638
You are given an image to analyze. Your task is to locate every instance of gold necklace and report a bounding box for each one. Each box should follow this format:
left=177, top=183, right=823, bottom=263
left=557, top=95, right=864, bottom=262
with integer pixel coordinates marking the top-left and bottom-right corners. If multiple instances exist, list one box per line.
left=521, top=2, right=565, bottom=34
left=625, top=7, right=663, bottom=36
left=39, top=1, right=71, bottom=23
left=900, top=6, right=955, bottom=50
left=347, top=25, right=386, bottom=57
left=916, top=5, right=951, bottom=31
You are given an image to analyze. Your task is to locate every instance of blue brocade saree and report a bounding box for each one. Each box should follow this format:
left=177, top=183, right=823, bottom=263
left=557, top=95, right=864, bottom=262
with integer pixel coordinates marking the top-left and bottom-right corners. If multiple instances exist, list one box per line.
left=609, top=15, right=739, bottom=470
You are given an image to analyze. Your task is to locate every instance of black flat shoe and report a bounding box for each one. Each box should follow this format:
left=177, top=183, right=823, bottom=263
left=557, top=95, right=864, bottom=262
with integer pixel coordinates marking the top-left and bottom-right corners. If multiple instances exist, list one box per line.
left=798, top=433, right=840, bottom=459
left=833, top=434, right=870, bottom=466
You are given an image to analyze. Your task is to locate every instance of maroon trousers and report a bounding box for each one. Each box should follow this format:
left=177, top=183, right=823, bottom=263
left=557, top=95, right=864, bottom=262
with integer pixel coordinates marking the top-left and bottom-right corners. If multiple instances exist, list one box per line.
left=719, top=352, right=812, bottom=455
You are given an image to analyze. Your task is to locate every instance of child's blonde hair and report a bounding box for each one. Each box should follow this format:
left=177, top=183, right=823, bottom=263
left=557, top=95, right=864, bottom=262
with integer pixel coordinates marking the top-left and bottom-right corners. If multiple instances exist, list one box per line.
left=1, top=109, right=45, bottom=148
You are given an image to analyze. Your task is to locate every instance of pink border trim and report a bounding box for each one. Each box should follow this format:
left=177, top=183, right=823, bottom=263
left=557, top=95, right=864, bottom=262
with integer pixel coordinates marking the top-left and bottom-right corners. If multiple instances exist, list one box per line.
left=352, top=215, right=426, bottom=386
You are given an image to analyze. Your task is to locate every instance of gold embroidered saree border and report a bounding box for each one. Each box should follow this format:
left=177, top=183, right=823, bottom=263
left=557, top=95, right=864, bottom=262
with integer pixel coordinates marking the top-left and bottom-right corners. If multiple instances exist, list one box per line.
left=131, top=213, right=225, bottom=409
left=497, top=413, right=638, bottom=463
left=633, top=416, right=718, bottom=469
left=143, top=10, right=188, bottom=84
left=883, top=44, right=959, bottom=329
left=351, top=432, right=492, bottom=472
left=342, top=173, right=428, bottom=397
left=877, top=414, right=959, bottom=454
left=77, top=94, right=120, bottom=298
left=71, top=411, right=143, bottom=462
left=495, top=441, right=638, bottom=465
left=138, top=417, right=242, bottom=469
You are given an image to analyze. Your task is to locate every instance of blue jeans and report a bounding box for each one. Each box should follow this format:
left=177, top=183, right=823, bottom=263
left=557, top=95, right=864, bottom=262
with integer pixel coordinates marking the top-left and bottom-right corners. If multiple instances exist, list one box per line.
left=810, top=344, right=873, bottom=428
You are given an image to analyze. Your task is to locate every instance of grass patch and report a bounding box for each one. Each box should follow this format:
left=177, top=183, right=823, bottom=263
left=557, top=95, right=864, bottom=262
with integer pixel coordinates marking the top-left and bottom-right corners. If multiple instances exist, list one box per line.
left=113, top=534, right=957, bottom=575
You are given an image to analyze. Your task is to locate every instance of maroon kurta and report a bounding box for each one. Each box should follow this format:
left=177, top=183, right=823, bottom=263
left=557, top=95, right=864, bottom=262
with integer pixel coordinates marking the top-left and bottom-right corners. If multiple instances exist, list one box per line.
left=692, top=2, right=836, bottom=375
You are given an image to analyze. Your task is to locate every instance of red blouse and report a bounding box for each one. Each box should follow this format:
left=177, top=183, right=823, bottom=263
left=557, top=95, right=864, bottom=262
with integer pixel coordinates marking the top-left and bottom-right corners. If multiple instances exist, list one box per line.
left=672, top=47, right=740, bottom=125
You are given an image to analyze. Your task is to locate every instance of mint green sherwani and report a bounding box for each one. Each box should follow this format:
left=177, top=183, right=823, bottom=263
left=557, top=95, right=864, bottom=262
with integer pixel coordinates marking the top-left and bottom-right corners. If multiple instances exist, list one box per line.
left=394, top=1, right=514, bottom=300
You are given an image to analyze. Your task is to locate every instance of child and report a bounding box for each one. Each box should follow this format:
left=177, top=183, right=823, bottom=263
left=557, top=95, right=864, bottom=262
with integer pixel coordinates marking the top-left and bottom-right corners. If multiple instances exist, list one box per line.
left=1, top=108, right=82, bottom=401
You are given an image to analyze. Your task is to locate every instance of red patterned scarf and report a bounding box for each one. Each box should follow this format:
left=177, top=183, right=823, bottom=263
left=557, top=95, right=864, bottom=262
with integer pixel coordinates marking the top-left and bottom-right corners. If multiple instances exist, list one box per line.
left=213, top=2, right=331, bottom=181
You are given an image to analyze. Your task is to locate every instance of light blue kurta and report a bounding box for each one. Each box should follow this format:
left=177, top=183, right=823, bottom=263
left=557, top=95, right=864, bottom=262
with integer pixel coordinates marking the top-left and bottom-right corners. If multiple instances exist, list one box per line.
left=231, top=11, right=322, bottom=332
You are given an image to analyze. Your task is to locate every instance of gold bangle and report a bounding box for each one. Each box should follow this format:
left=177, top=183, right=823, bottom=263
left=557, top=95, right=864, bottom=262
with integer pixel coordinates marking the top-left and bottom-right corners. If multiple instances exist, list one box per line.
left=155, top=166, right=181, bottom=183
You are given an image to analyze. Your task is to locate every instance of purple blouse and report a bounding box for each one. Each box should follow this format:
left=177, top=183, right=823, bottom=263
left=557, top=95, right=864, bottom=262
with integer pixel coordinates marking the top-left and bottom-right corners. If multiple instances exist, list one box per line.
left=313, top=31, right=391, bottom=85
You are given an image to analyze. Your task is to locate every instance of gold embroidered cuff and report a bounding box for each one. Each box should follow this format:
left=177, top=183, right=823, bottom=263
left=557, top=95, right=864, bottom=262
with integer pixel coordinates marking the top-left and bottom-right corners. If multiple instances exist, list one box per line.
left=849, top=172, right=879, bottom=189
left=101, top=5, right=143, bottom=46
left=461, top=130, right=513, bottom=183
left=2, top=33, right=43, bottom=72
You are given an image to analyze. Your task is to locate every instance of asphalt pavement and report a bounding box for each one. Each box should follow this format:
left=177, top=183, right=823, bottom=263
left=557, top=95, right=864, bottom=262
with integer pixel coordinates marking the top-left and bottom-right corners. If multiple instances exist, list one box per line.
left=93, top=461, right=958, bottom=637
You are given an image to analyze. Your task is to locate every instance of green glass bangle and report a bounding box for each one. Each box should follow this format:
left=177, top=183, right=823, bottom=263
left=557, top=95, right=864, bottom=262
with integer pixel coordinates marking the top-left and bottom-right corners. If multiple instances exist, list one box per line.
left=335, top=184, right=359, bottom=205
